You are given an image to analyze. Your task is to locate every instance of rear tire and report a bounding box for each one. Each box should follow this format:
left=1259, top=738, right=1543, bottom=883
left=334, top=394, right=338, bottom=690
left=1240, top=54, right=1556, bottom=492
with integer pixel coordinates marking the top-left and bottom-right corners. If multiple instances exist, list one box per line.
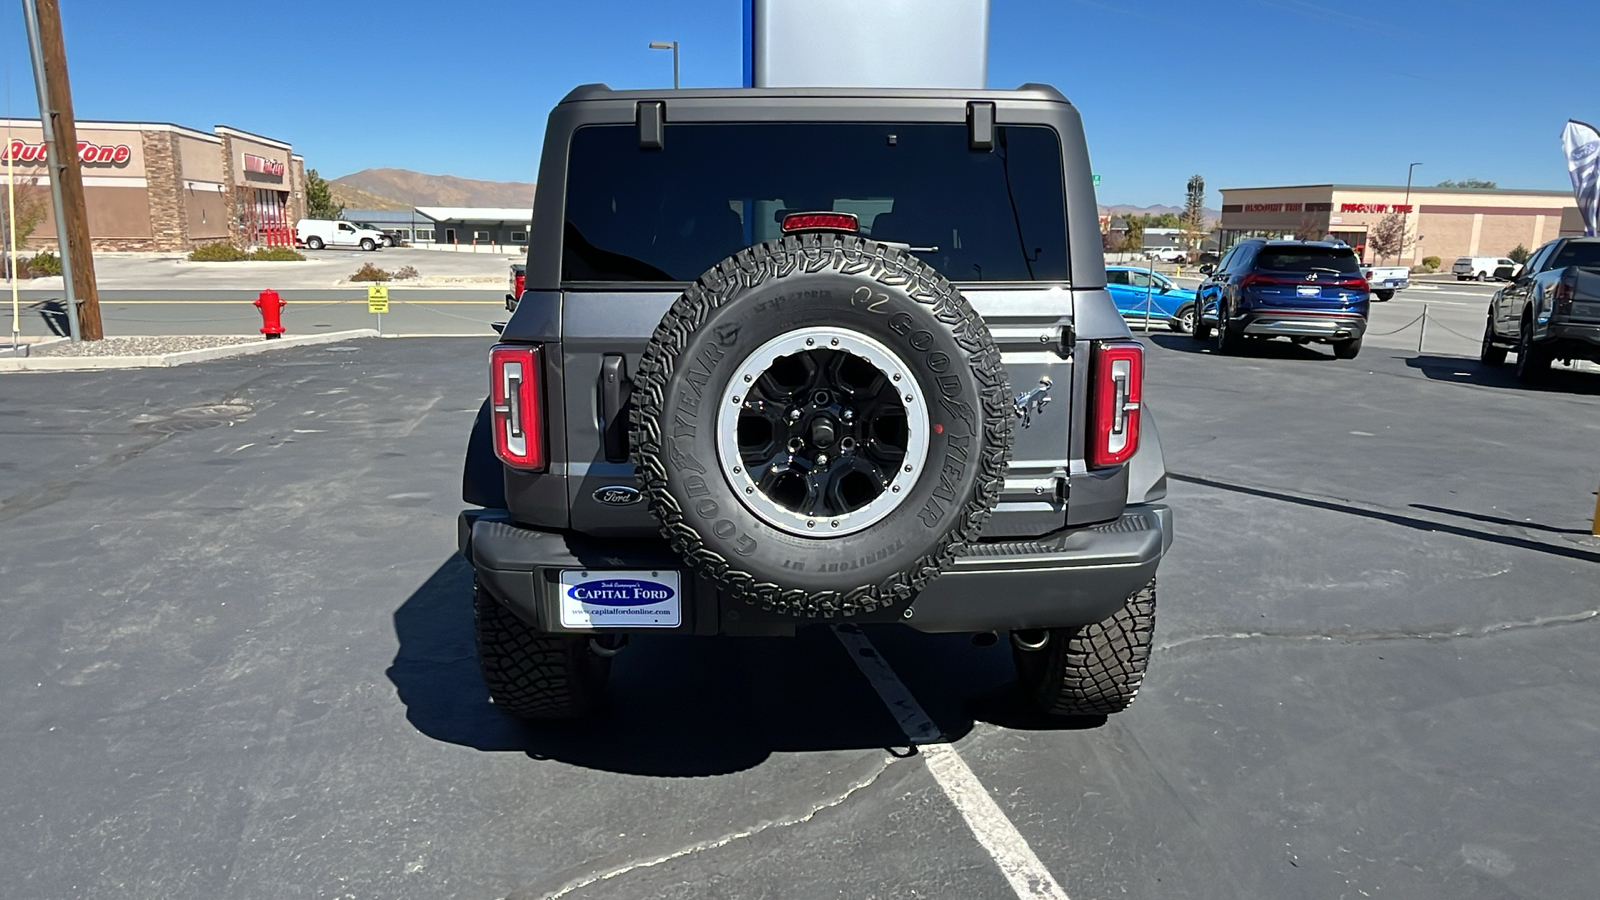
left=1374, top=290, right=1394, bottom=301
left=1215, top=308, right=1244, bottom=355
left=1013, top=580, right=1156, bottom=716
left=474, top=580, right=610, bottom=720
left=1332, top=337, right=1362, bottom=359
left=1514, top=317, right=1549, bottom=384
left=1480, top=316, right=1507, bottom=366
left=1477, top=271, right=1489, bottom=282
left=1191, top=306, right=1212, bottom=341
left=306, top=236, right=324, bottom=250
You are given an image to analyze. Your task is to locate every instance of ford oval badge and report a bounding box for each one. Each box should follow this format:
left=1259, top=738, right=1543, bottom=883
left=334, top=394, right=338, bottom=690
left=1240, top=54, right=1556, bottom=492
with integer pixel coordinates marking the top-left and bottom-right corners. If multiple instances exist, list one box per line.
left=593, top=485, right=642, bottom=506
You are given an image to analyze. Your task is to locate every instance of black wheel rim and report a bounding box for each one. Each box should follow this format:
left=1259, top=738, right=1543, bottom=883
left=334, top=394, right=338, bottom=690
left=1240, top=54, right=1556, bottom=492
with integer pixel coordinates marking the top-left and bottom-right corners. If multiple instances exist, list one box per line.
left=717, top=327, right=929, bottom=536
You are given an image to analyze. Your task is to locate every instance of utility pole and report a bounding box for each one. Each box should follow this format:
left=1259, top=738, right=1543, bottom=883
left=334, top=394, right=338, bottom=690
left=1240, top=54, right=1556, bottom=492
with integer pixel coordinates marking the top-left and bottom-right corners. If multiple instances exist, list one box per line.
left=23, top=0, right=101, bottom=340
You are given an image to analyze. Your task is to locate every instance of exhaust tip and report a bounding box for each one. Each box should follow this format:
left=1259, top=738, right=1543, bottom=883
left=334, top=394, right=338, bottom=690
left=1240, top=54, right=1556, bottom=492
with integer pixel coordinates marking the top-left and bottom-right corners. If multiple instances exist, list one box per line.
left=1010, top=629, right=1050, bottom=652
left=970, top=631, right=998, bottom=647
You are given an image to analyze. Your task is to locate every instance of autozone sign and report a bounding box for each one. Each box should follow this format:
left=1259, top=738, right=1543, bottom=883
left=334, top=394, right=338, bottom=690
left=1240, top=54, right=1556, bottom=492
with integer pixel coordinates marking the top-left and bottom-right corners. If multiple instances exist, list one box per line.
left=2, top=139, right=132, bottom=165
left=243, top=153, right=285, bottom=177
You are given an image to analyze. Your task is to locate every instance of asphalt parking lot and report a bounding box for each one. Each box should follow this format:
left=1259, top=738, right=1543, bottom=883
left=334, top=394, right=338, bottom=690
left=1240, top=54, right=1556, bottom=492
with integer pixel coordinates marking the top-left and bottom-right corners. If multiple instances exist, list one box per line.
left=2, top=336, right=1597, bottom=898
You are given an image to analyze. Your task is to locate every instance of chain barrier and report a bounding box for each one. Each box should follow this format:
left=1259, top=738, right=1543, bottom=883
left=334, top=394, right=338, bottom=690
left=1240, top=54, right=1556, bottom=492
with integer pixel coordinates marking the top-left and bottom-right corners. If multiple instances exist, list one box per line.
left=1365, top=313, right=1425, bottom=336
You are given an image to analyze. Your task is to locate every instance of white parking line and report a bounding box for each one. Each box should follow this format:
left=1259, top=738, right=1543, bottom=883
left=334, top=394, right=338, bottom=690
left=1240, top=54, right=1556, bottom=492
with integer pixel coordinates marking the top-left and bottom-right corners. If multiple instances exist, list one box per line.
left=831, top=625, right=1071, bottom=900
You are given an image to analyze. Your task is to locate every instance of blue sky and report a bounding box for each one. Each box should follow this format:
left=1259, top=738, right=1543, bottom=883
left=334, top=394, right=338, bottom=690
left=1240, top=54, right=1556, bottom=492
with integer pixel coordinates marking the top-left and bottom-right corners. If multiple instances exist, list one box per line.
left=2, top=0, right=1596, bottom=208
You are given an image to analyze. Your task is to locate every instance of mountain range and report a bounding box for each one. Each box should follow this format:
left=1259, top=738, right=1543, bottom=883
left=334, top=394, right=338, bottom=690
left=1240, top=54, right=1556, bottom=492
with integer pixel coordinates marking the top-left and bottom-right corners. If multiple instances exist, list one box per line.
left=1099, top=203, right=1221, bottom=222
left=331, top=168, right=537, bottom=210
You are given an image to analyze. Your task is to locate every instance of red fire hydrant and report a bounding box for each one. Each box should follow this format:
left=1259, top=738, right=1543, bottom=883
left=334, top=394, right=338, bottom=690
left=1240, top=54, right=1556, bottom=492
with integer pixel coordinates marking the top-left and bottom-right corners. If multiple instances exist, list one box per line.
left=254, top=289, right=286, bottom=339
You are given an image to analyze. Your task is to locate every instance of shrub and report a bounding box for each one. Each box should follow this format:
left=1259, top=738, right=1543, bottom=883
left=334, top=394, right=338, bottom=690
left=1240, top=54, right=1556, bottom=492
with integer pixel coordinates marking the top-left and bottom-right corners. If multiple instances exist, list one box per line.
left=392, top=265, right=419, bottom=280
left=27, top=250, right=62, bottom=276
left=188, top=242, right=248, bottom=262
left=349, top=262, right=391, bottom=282
left=248, top=247, right=305, bottom=261
left=1422, top=255, right=1440, bottom=270
left=1507, top=244, right=1530, bottom=265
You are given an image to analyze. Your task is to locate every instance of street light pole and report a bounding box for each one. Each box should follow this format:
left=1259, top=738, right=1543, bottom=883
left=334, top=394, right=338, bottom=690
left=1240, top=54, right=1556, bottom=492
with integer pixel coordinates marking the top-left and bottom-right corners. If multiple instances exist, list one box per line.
left=649, top=41, right=679, bottom=89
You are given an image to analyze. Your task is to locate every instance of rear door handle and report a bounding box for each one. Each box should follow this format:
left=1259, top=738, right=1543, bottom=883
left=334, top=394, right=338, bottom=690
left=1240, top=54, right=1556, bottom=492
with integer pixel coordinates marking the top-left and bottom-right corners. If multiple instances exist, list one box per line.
left=600, top=354, right=631, bottom=463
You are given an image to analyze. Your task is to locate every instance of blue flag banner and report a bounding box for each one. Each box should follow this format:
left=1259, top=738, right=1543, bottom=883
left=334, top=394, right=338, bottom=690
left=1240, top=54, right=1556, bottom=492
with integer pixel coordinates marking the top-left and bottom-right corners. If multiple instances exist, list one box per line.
left=1562, top=119, right=1600, bottom=237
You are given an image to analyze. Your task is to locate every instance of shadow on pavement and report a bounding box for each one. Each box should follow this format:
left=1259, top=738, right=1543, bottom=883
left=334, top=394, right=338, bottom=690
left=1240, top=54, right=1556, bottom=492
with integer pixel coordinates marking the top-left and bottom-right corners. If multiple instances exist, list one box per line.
left=29, top=299, right=70, bottom=337
left=1405, top=355, right=1600, bottom=395
left=387, top=556, right=1100, bottom=776
left=1172, top=472, right=1600, bottom=565
left=1146, top=333, right=1332, bottom=360
left=1410, top=502, right=1595, bottom=537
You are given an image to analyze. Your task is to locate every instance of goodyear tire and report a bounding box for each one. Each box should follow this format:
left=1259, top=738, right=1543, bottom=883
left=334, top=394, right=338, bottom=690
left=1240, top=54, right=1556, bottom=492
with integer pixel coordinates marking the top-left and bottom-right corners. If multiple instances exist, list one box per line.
left=630, top=234, right=1013, bottom=618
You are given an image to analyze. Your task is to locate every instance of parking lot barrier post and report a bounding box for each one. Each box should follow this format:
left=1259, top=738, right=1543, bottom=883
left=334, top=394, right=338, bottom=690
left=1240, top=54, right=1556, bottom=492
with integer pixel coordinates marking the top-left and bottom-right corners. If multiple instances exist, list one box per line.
left=1592, top=479, right=1599, bottom=537
left=1418, top=303, right=1428, bottom=353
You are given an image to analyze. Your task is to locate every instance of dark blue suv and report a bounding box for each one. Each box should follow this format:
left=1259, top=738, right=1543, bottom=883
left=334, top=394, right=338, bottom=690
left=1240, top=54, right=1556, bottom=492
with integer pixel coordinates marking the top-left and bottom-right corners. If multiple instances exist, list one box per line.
left=1192, top=240, right=1370, bottom=358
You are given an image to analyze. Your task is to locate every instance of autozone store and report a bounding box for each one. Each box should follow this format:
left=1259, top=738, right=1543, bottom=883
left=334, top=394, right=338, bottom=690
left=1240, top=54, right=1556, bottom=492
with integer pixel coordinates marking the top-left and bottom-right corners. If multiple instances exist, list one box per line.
left=0, top=119, right=304, bottom=252
left=1217, top=184, right=1581, bottom=265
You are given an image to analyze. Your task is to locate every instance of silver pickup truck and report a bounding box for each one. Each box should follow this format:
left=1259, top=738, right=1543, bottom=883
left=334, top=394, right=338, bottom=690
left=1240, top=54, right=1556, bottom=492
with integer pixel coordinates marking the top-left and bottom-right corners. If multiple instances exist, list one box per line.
left=1480, top=237, right=1600, bottom=383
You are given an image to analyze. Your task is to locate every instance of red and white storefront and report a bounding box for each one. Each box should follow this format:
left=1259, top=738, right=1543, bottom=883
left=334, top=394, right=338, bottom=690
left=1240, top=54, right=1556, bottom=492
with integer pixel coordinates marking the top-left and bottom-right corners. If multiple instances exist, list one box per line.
left=0, top=119, right=303, bottom=252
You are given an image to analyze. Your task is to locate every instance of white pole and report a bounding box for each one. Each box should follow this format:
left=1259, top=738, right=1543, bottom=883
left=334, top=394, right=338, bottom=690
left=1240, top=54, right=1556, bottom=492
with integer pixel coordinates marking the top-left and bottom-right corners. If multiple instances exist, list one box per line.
left=8, top=127, right=18, bottom=351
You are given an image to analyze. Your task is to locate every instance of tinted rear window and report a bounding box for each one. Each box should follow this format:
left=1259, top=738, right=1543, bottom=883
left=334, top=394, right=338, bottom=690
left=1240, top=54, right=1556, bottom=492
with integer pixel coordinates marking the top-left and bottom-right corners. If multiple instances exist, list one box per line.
left=1254, top=246, right=1361, bottom=275
left=1550, top=242, right=1600, bottom=269
left=562, top=122, right=1068, bottom=283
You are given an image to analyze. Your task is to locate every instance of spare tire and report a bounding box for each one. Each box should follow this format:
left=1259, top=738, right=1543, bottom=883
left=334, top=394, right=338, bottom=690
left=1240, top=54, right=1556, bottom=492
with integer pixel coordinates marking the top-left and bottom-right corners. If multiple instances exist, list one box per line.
left=630, top=233, right=1013, bottom=618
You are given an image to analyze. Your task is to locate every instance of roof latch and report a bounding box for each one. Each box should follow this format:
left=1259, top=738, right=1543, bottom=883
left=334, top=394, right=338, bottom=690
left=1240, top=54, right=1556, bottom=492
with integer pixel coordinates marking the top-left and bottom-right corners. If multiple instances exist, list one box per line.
left=637, top=101, right=665, bottom=150
left=967, top=101, right=995, bottom=151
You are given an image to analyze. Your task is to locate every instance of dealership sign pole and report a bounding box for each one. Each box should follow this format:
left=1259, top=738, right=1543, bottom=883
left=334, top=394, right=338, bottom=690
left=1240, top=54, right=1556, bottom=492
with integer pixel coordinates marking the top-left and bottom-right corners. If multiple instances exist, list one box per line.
left=22, top=0, right=101, bottom=340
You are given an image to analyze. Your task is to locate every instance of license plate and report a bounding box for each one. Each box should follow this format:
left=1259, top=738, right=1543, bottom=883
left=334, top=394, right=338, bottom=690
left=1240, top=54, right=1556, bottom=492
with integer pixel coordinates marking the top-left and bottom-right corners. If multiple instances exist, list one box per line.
left=559, top=569, right=681, bottom=628
left=1384, top=279, right=1403, bottom=287
left=1297, top=286, right=1321, bottom=297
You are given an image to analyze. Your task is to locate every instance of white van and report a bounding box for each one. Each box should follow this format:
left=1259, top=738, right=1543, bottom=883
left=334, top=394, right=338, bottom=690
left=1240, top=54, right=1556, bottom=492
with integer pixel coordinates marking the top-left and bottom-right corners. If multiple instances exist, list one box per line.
left=1452, top=255, right=1518, bottom=281
left=296, top=219, right=386, bottom=251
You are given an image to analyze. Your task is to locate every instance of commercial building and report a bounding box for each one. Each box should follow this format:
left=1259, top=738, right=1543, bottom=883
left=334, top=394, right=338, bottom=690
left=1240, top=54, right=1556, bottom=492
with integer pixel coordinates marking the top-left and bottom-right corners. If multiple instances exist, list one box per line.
left=340, top=208, right=437, bottom=244
left=1218, top=184, right=1582, bottom=265
left=0, top=119, right=303, bottom=252
left=414, top=207, right=532, bottom=249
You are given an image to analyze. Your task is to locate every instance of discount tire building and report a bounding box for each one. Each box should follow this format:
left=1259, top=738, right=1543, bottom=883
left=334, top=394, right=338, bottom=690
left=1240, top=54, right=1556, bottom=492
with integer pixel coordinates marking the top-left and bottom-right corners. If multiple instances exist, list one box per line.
left=0, top=119, right=304, bottom=252
left=1218, top=184, right=1581, bottom=265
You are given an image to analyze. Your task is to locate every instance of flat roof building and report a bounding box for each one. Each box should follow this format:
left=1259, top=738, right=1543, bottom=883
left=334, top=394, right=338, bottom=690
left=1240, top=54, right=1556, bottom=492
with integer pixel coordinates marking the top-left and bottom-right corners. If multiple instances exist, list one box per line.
left=1, top=119, right=303, bottom=253
left=1218, top=184, right=1581, bottom=265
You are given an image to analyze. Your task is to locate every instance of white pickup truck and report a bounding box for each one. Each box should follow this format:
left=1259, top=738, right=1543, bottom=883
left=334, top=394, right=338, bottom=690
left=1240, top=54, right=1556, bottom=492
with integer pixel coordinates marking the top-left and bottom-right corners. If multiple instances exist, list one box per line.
left=1360, top=263, right=1409, bottom=301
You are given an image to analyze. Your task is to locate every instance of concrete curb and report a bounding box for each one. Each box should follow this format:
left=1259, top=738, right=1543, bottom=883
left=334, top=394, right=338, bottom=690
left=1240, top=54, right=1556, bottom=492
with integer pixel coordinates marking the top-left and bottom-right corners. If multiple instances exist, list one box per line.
left=0, top=329, right=379, bottom=373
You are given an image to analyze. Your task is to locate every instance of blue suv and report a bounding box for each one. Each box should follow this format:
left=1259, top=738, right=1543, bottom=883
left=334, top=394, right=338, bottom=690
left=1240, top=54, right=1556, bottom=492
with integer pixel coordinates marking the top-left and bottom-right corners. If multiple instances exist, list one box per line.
left=1192, top=240, right=1370, bottom=359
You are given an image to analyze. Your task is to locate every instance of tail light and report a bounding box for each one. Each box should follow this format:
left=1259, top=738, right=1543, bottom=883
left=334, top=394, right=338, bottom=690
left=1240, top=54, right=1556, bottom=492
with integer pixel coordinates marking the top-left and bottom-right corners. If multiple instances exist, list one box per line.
left=781, top=212, right=859, bottom=234
left=1089, top=341, right=1143, bottom=468
left=1553, top=278, right=1575, bottom=314
left=490, top=344, right=545, bottom=471
left=510, top=269, right=526, bottom=297
left=1335, top=276, right=1370, bottom=290
left=1238, top=273, right=1293, bottom=289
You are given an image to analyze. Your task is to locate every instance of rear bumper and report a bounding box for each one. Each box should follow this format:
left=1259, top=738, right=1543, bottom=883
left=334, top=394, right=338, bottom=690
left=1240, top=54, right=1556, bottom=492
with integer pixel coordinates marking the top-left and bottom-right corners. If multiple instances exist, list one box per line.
left=1240, top=311, right=1366, bottom=340
left=1539, top=322, right=1600, bottom=358
left=459, top=504, right=1173, bottom=636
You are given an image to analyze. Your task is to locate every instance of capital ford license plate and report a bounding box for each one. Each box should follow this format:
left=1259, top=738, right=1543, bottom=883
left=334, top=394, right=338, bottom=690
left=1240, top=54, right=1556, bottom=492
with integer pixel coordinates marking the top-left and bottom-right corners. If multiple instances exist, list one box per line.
left=559, top=569, right=681, bottom=628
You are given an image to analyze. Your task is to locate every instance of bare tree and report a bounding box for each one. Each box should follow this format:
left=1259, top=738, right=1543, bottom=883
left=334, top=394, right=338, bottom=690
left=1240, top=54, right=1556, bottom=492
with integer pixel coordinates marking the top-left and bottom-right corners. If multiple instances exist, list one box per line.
left=1293, top=215, right=1324, bottom=241
left=2, top=176, right=51, bottom=277
left=1366, top=210, right=1413, bottom=262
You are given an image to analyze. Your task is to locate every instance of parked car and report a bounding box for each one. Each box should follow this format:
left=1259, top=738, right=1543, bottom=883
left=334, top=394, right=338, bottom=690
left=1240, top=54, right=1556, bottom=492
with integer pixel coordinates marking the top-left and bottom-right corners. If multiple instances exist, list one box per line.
left=295, top=219, right=386, bottom=251
left=1480, top=237, right=1600, bottom=383
left=1453, top=255, right=1519, bottom=281
left=354, top=223, right=398, bottom=248
left=1143, top=247, right=1188, bottom=263
left=1107, top=265, right=1197, bottom=332
left=1360, top=263, right=1409, bottom=300
left=1193, top=239, right=1370, bottom=358
left=462, top=82, right=1172, bottom=721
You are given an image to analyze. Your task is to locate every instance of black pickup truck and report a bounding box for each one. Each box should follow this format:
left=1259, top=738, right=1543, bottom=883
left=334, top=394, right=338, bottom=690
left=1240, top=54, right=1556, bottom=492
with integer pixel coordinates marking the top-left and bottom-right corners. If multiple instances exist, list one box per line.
left=1481, top=237, right=1600, bottom=383
left=461, top=83, right=1174, bottom=719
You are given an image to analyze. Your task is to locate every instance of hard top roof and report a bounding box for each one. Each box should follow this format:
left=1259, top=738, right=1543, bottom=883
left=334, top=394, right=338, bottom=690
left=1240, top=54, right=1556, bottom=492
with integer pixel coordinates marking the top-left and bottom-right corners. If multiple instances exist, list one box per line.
left=558, top=82, right=1070, bottom=106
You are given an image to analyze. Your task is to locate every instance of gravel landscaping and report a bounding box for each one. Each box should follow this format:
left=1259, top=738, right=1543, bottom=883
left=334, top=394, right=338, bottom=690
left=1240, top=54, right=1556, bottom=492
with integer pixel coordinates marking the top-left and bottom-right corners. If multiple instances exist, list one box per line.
left=29, top=334, right=259, bottom=358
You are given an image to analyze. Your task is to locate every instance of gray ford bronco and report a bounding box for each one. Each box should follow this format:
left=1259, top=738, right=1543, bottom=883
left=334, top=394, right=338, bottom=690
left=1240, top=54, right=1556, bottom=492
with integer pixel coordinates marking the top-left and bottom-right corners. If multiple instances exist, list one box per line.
left=458, top=83, right=1173, bottom=719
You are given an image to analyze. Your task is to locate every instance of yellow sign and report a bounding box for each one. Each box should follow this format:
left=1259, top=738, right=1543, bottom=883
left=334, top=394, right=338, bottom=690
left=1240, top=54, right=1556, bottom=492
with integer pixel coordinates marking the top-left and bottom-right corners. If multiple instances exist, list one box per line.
left=366, top=284, right=389, bottom=314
